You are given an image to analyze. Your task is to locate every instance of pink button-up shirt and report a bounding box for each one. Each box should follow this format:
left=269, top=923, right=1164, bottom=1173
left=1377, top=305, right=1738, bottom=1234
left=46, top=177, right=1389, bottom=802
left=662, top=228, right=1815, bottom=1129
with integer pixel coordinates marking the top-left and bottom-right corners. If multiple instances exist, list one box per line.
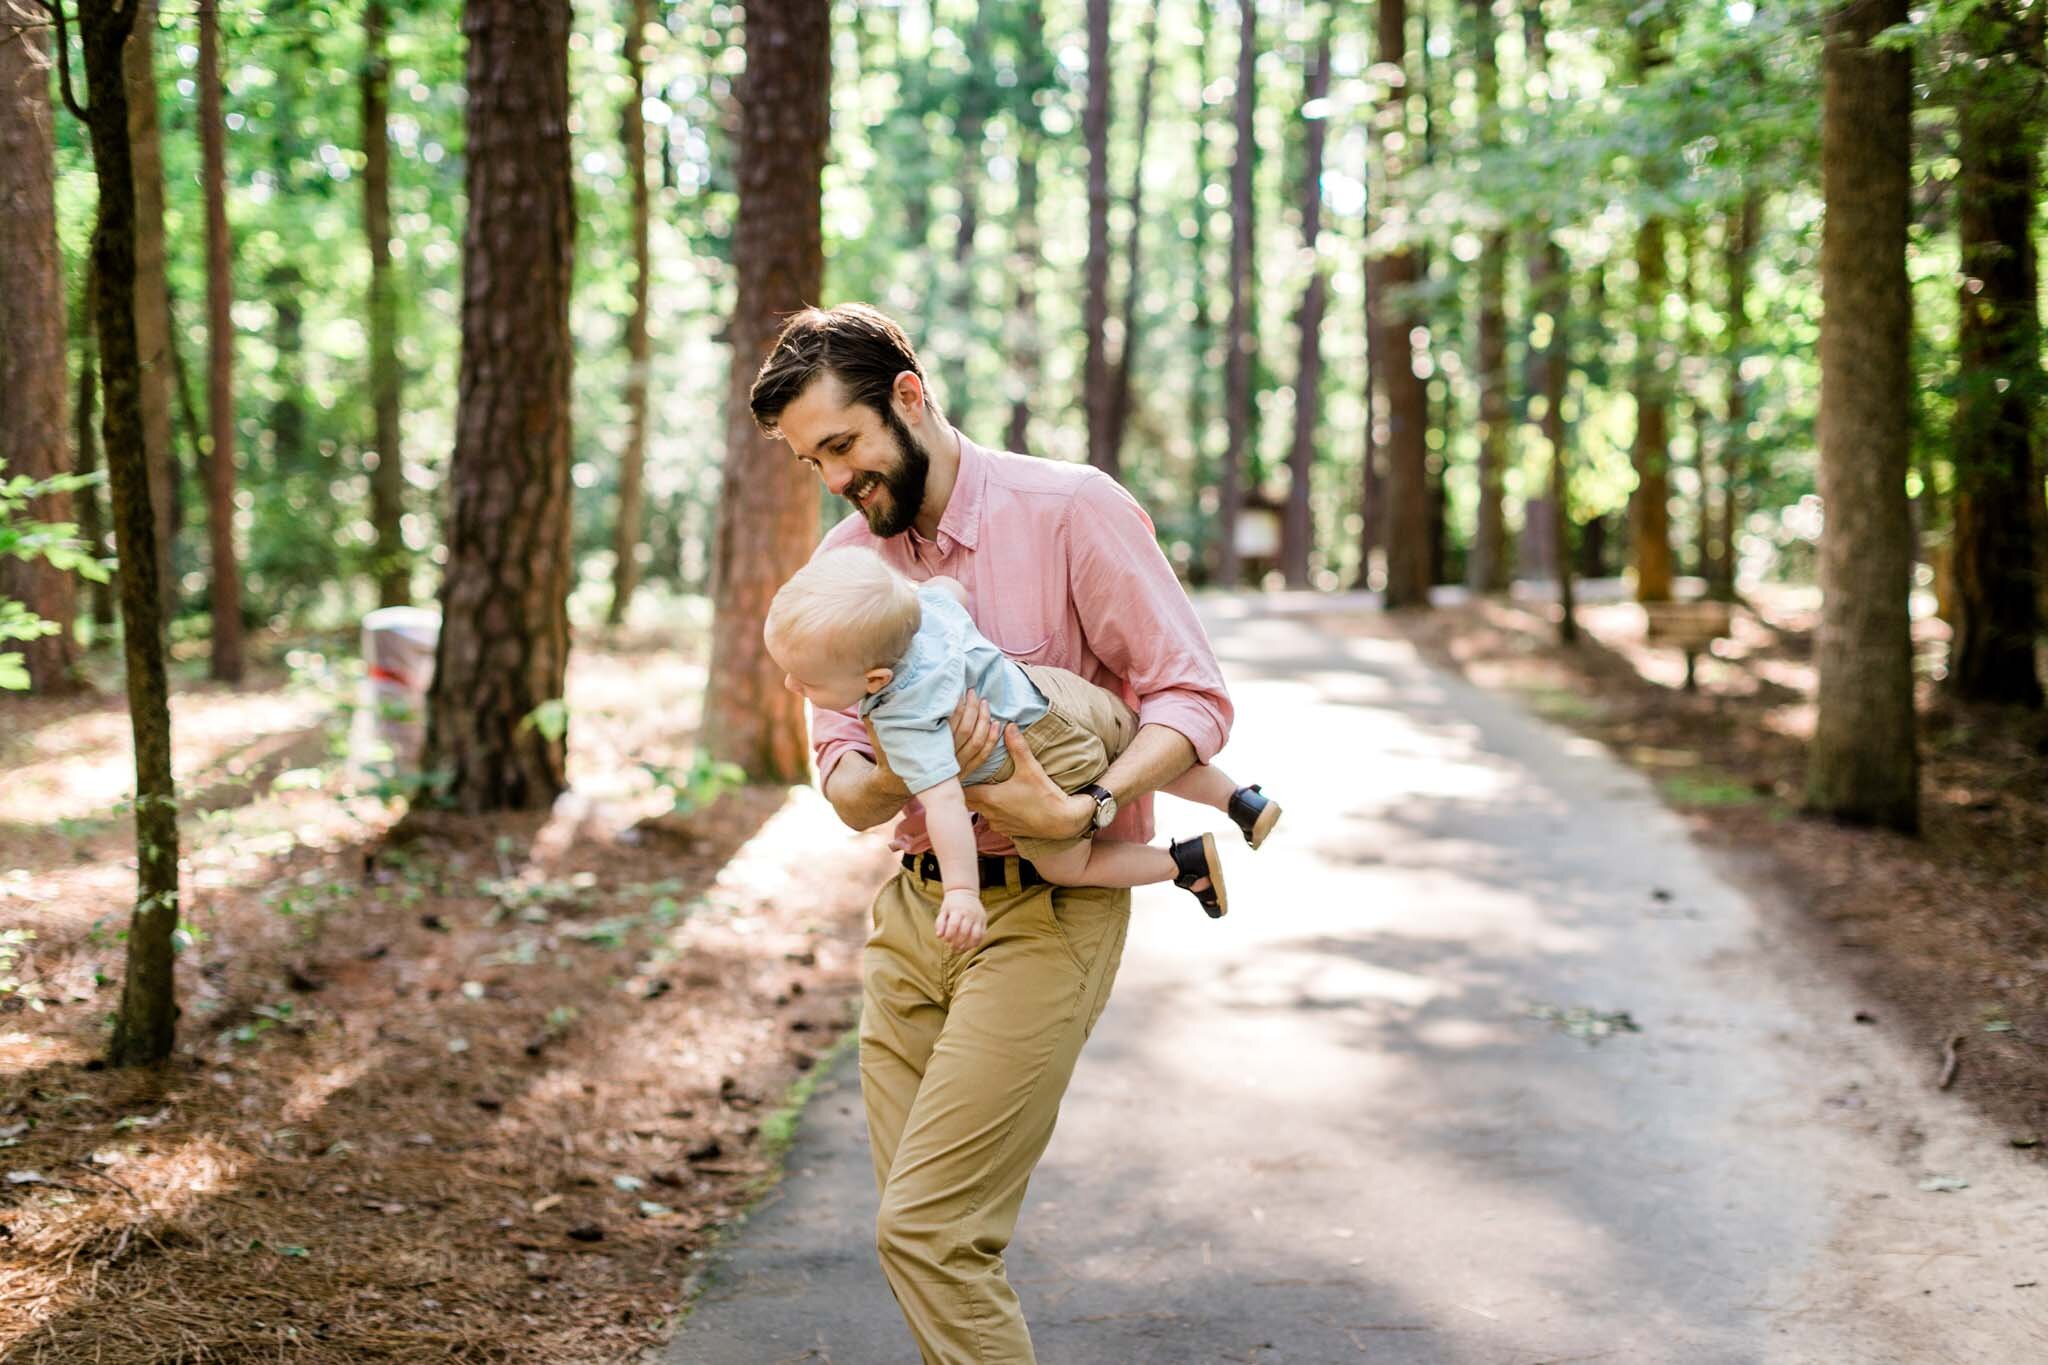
left=809, top=431, right=1234, bottom=855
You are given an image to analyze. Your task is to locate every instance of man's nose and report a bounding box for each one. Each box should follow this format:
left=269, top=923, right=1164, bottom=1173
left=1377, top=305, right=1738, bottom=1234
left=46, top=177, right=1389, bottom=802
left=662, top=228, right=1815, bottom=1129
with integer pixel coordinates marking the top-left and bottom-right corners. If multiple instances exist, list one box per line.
left=820, top=461, right=853, bottom=496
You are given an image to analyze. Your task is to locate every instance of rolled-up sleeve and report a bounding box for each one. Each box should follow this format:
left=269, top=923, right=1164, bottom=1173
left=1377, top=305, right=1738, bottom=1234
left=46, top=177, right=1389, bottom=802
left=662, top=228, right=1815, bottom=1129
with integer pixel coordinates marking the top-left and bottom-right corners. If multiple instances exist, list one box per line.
left=811, top=702, right=872, bottom=790
left=1065, top=475, right=1233, bottom=762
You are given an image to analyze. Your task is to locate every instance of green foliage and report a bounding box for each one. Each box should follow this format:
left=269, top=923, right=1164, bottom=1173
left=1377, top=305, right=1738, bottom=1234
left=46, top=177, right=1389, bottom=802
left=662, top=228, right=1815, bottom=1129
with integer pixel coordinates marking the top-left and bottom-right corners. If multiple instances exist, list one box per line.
left=639, top=748, right=747, bottom=817
left=0, top=465, right=109, bottom=688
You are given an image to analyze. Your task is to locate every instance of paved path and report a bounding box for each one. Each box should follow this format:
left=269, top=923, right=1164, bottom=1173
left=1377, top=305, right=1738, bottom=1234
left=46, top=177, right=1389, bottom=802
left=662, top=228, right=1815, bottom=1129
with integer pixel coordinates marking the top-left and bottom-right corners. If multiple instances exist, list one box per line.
left=667, top=603, right=2047, bottom=1364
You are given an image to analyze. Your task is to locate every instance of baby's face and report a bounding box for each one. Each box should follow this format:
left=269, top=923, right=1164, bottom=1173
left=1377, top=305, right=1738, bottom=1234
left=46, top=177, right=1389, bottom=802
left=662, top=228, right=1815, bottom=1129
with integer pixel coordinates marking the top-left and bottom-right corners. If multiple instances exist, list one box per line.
left=773, top=638, right=878, bottom=712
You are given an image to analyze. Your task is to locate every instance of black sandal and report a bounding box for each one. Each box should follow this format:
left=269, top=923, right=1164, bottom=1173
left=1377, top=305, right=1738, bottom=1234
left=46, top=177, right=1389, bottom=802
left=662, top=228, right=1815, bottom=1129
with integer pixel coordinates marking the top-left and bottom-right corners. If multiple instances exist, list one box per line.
left=1228, top=784, right=1282, bottom=849
left=1169, top=833, right=1227, bottom=919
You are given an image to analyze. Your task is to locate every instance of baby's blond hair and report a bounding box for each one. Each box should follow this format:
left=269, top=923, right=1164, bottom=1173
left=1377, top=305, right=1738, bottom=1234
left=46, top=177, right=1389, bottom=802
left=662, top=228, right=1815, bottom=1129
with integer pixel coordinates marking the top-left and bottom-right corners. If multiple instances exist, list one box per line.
left=764, top=546, right=923, bottom=672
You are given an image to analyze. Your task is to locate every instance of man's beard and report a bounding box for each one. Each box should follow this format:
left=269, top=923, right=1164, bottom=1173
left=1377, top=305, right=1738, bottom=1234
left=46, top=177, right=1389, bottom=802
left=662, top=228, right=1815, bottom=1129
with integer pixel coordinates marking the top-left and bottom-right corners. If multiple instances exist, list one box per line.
left=846, top=406, right=931, bottom=539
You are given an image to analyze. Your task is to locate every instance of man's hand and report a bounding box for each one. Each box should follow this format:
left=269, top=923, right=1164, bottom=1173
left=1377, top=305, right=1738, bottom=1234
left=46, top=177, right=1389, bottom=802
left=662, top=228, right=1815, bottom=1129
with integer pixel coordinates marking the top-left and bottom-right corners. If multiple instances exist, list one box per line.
left=963, top=724, right=1093, bottom=841
left=935, top=888, right=987, bottom=953
left=856, top=719, right=912, bottom=803
left=948, top=689, right=1000, bottom=777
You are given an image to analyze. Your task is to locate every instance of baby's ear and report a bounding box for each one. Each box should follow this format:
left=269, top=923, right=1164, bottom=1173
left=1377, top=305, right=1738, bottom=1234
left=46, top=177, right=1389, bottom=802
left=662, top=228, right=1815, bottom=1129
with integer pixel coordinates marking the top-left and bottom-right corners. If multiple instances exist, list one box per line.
left=865, top=666, right=894, bottom=694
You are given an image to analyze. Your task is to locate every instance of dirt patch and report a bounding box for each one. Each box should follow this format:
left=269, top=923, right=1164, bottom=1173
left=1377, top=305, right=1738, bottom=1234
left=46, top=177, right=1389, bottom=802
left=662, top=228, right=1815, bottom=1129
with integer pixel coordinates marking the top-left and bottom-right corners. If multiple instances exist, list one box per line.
left=1366, top=590, right=2048, bottom=1152
left=0, top=633, right=892, bottom=1362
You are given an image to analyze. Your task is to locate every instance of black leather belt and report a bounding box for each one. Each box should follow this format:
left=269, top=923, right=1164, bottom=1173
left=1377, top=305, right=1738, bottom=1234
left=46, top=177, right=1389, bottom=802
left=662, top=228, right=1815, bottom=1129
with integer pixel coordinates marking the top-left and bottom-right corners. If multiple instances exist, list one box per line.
left=901, top=850, right=1047, bottom=890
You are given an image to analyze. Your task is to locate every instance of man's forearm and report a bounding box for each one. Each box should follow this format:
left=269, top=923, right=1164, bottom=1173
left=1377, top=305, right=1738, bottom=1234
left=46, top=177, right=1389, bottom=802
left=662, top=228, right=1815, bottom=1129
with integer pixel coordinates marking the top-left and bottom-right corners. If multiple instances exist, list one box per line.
left=821, top=751, right=911, bottom=831
left=1099, top=723, right=1198, bottom=811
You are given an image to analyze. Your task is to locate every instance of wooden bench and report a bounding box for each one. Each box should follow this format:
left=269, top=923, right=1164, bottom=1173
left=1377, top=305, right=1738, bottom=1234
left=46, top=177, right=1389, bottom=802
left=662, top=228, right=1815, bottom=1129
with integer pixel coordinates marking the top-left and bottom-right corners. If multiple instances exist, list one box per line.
left=1644, top=600, right=1732, bottom=692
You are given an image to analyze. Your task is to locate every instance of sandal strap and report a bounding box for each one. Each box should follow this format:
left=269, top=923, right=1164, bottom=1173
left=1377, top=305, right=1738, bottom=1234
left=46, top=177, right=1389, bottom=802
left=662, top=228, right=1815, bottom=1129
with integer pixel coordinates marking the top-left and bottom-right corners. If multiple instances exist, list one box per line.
left=1169, top=836, right=1209, bottom=889
left=1227, top=784, right=1267, bottom=828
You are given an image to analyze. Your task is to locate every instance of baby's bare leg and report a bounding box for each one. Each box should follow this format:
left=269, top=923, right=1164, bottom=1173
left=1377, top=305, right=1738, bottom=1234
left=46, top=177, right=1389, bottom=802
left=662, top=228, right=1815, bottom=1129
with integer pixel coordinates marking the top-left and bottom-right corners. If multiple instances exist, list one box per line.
left=1162, top=762, right=1239, bottom=814
left=1033, top=838, right=1199, bottom=891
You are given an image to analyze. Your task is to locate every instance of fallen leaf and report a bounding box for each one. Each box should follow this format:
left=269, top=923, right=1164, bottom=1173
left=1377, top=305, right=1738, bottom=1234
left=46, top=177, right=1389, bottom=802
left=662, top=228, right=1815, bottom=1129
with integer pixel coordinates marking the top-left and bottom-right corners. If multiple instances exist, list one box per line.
left=531, top=1193, right=564, bottom=1214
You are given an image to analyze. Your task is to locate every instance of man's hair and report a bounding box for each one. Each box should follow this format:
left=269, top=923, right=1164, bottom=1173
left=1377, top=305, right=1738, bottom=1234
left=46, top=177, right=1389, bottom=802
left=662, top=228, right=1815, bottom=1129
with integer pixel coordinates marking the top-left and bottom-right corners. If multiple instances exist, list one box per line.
left=763, top=546, right=923, bottom=672
left=749, top=303, right=930, bottom=436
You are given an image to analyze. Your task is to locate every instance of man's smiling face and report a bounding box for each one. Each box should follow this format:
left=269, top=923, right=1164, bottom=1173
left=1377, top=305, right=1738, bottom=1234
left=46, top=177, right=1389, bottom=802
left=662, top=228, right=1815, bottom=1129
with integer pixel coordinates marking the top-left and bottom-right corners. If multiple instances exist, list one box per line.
left=776, top=373, right=931, bottom=538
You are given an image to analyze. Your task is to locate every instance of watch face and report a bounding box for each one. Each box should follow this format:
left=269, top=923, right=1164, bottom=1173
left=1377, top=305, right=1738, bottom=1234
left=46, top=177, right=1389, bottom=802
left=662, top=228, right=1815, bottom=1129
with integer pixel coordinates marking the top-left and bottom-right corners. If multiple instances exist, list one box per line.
left=1094, top=795, right=1117, bottom=828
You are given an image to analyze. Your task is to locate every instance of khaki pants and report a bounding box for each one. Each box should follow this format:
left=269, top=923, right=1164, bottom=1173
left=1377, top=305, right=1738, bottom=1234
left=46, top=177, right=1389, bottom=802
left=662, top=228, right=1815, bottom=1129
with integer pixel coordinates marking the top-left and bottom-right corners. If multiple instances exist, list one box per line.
left=859, top=859, right=1131, bottom=1364
left=991, top=663, right=1141, bottom=865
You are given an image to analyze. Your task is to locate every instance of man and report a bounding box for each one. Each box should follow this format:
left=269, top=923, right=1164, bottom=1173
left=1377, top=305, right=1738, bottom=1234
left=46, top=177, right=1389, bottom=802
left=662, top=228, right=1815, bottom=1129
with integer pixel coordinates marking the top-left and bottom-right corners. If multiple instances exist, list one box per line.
left=749, top=303, right=1232, bottom=1363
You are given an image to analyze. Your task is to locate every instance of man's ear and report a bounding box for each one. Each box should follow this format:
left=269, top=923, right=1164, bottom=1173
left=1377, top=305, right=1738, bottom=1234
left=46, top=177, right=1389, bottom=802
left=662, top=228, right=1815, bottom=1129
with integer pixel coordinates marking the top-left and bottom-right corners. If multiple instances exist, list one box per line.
left=865, top=666, right=894, bottom=694
left=890, top=370, right=925, bottom=423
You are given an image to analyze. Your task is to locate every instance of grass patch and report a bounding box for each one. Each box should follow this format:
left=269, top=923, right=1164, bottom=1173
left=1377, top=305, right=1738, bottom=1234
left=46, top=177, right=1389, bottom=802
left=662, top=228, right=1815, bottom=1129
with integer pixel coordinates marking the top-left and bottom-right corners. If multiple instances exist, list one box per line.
left=755, top=1024, right=859, bottom=1176
left=1660, top=769, right=1763, bottom=808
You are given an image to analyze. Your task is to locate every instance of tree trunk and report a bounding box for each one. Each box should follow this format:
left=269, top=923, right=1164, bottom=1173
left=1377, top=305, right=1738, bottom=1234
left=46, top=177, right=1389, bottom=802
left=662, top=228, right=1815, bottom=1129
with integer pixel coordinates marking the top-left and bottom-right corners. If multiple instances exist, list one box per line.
left=197, top=0, right=241, bottom=682
left=1630, top=214, right=1674, bottom=603
left=1681, top=219, right=1712, bottom=583
left=363, top=0, right=409, bottom=608
left=1717, top=189, right=1759, bottom=603
left=1, top=4, right=80, bottom=692
left=1375, top=0, right=1429, bottom=608
left=1524, top=2, right=1574, bottom=643
left=1219, top=0, right=1258, bottom=586
left=1807, top=0, right=1918, bottom=831
left=1281, top=13, right=1331, bottom=589
left=701, top=0, right=829, bottom=783
left=1468, top=0, right=1509, bottom=595
left=1103, top=1, right=1163, bottom=478
left=1947, top=0, right=2042, bottom=706
left=122, top=0, right=176, bottom=622
left=1187, top=0, right=1216, bottom=573
left=75, top=255, right=115, bottom=633
left=1627, top=23, right=1673, bottom=605
left=1081, top=0, right=1114, bottom=473
left=424, top=0, right=577, bottom=813
left=608, top=0, right=653, bottom=626
left=943, top=6, right=990, bottom=432
left=72, top=0, right=182, bottom=1066
left=1005, top=0, right=1048, bottom=455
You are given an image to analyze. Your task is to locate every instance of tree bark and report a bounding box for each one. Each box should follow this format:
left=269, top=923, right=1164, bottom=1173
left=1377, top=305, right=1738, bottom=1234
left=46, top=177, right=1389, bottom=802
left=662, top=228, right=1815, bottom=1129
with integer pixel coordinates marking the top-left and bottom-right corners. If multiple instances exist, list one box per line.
left=1374, top=0, right=1430, bottom=608
left=1947, top=0, right=2042, bottom=706
left=75, top=255, right=115, bottom=633
left=363, top=0, right=409, bottom=608
left=1187, top=0, right=1216, bottom=573
left=197, top=0, right=241, bottom=682
left=424, top=0, right=577, bottom=813
left=70, top=0, right=182, bottom=1065
left=1103, top=1, right=1162, bottom=477
left=122, top=0, right=176, bottom=622
left=1629, top=214, right=1674, bottom=603
left=701, top=0, right=829, bottom=783
left=1628, top=24, right=1673, bottom=604
left=1468, top=0, right=1510, bottom=595
left=1524, top=1, right=1574, bottom=643
left=1081, top=0, right=1114, bottom=473
left=1717, top=189, right=1759, bottom=603
left=608, top=0, right=653, bottom=625
left=942, top=5, right=990, bottom=432
left=1, top=3, right=80, bottom=691
left=1281, top=13, right=1331, bottom=589
left=1005, top=0, right=1048, bottom=455
left=1807, top=0, right=1918, bottom=831
left=1219, top=0, right=1258, bottom=586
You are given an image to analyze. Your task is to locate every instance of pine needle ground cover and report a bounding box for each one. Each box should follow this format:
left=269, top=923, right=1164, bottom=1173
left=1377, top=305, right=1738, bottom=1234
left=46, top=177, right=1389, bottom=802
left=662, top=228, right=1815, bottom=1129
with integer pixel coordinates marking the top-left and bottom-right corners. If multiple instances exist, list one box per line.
left=0, top=629, right=890, bottom=1362
left=1380, top=589, right=2048, bottom=1155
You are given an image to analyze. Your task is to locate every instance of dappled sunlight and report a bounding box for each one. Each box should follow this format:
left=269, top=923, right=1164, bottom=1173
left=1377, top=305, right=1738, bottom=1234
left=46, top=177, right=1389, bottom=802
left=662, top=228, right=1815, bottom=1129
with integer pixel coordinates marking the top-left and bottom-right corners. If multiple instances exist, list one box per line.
left=0, top=687, right=328, bottom=827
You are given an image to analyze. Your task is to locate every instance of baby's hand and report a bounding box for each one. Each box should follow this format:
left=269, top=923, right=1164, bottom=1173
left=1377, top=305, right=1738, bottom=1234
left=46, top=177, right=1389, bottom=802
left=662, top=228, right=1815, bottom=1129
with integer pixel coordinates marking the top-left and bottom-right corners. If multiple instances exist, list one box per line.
left=935, top=889, right=987, bottom=954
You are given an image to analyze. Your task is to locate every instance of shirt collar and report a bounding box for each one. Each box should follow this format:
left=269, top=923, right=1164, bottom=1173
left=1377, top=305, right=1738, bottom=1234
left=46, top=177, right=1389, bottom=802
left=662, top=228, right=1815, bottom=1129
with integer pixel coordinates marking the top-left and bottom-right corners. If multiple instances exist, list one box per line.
left=922, top=427, right=984, bottom=556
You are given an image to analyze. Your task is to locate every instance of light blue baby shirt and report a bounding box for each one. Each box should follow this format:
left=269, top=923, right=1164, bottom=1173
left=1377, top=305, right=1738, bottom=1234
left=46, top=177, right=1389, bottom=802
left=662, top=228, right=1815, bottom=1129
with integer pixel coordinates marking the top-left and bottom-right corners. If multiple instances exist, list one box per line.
left=859, top=583, right=1050, bottom=795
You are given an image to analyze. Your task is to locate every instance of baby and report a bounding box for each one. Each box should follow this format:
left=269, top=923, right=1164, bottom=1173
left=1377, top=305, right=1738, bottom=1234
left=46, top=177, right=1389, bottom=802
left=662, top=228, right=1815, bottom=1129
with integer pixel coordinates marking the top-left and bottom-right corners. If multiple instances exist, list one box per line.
left=763, top=546, right=1281, bottom=953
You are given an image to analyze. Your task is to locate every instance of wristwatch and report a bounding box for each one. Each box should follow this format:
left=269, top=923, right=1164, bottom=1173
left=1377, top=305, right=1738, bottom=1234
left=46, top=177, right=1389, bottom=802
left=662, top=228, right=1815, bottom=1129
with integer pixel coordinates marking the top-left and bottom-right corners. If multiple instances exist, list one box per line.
left=1080, top=783, right=1118, bottom=831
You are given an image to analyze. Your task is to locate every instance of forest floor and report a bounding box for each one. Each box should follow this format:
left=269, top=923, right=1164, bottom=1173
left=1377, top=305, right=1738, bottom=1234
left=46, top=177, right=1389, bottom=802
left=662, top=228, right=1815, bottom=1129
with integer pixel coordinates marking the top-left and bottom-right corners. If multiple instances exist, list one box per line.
left=0, top=606, right=891, bottom=1363
left=1383, top=584, right=2048, bottom=1153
